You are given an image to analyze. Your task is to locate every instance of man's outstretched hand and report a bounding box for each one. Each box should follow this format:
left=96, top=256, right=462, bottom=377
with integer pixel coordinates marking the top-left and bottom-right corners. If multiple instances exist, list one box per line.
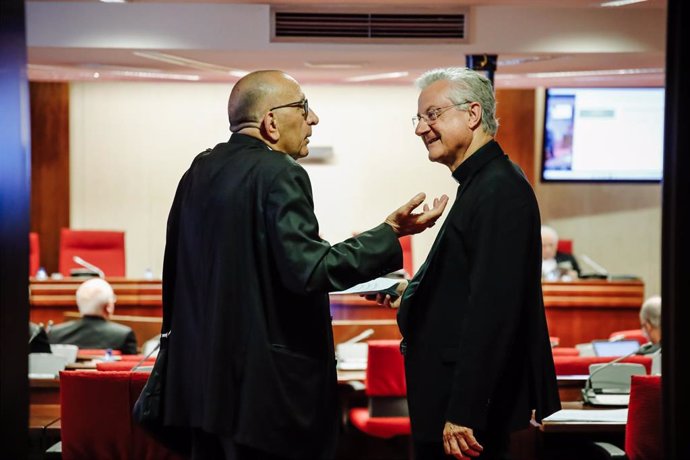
left=385, top=193, right=449, bottom=236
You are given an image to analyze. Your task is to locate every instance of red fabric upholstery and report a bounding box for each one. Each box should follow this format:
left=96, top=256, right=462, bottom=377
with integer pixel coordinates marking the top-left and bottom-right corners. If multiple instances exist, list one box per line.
left=59, top=228, right=126, bottom=276
left=625, top=375, right=661, bottom=460
left=549, top=336, right=560, bottom=347
left=557, top=239, right=573, bottom=254
left=551, top=347, right=579, bottom=356
left=365, top=340, right=407, bottom=397
left=609, top=329, right=648, bottom=346
left=60, top=370, right=184, bottom=460
left=349, top=340, right=411, bottom=438
left=349, top=407, right=411, bottom=439
left=29, top=232, right=40, bottom=276
left=554, top=355, right=652, bottom=375
left=399, top=235, right=414, bottom=277
left=96, top=360, right=154, bottom=371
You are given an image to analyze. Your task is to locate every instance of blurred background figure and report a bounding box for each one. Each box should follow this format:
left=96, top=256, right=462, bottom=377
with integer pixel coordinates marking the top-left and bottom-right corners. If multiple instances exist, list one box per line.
left=28, top=322, right=51, bottom=354
left=48, top=278, right=137, bottom=354
left=541, top=225, right=580, bottom=280
left=640, top=295, right=662, bottom=374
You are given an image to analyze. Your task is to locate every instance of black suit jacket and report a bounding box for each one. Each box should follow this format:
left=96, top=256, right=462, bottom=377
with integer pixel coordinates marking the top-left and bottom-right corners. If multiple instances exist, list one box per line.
left=48, top=315, right=137, bottom=354
left=398, top=140, right=560, bottom=442
left=161, top=134, right=401, bottom=459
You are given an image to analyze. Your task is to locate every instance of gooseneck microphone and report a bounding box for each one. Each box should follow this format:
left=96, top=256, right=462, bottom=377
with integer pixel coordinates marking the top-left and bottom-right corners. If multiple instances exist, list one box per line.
left=73, top=256, right=105, bottom=278
left=581, top=342, right=660, bottom=404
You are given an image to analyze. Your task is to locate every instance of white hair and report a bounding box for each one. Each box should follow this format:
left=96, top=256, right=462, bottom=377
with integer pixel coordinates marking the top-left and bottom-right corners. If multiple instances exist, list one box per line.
left=541, top=225, right=559, bottom=243
left=640, top=296, right=661, bottom=328
left=415, top=67, right=499, bottom=136
left=76, top=278, right=115, bottom=316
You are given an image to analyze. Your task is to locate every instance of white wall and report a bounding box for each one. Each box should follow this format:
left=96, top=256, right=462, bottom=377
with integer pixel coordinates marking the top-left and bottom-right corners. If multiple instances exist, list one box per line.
left=70, top=81, right=455, bottom=278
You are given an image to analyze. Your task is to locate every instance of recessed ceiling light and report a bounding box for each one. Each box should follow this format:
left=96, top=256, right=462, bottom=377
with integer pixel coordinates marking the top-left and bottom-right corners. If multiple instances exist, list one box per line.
left=600, top=0, right=647, bottom=7
left=525, top=67, right=663, bottom=78
left=345, top=71, right=409, bottom=82
left=100, top=0, right=128, bottom=3
left=133, top=51, right=247, bottom=75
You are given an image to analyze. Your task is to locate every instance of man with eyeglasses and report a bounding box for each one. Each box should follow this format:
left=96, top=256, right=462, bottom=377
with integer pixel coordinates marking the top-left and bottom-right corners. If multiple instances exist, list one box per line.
left=157, top=70, right=448, bottom=460
left=390, top=67, right=560, bottom=459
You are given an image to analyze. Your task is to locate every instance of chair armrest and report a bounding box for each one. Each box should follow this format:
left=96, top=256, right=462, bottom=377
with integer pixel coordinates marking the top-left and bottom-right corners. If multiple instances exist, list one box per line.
left=592, top=442, right=627, bottom=459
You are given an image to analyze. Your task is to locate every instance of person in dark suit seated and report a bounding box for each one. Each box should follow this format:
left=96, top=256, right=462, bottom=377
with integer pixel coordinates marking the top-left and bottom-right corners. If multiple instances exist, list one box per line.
left=29, top=322, right=51, bottom=354
left=48, top=278, right=137, bottom=354
left=541, top=225, right=580, bottom=280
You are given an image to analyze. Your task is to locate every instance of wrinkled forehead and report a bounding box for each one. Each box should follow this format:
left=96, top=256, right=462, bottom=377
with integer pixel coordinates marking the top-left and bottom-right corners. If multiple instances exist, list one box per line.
left=417, top=80, right=453, bottom=112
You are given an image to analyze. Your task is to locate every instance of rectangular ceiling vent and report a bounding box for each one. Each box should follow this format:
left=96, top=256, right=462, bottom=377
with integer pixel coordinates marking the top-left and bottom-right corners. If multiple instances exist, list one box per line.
left=272, top=11, right=468, bottom=43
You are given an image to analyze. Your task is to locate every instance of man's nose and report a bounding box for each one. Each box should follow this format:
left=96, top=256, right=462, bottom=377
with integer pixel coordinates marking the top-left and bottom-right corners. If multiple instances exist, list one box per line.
left=307, top=108, right=319, bottom=125
left=414, top=118, right=429, bottom=136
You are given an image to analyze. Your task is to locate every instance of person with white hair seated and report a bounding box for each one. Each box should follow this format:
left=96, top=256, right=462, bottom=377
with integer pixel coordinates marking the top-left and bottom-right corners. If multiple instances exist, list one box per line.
left=640, top=295, right=662, bottom=374
left=541, top=225, right=581, bottom=280
left=48, top=278, right=137, bottom=354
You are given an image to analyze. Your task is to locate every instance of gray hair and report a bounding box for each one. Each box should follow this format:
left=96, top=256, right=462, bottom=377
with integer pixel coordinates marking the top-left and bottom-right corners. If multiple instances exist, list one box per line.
left=415, top=67, right=499, bottom=136
left=541, top=225, right=559, bottom=243
left=640, top=295, right=661, bottom=328
left=76, top=278, right=115, bottom=316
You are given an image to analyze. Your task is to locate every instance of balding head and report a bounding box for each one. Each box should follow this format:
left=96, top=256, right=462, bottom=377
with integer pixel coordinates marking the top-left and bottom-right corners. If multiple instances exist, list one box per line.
left=76, top=278, right=116, bottom=319
left=228, top=70, right=300, bottom=132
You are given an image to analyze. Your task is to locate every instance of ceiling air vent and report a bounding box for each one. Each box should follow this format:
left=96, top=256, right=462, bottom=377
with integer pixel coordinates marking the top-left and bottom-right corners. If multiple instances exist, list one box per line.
left=272, top=11, right=468, bottom=43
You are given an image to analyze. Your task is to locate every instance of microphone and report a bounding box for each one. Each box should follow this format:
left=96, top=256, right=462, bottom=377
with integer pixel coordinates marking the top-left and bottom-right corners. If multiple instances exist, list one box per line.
left=580, top=254, right=609, bottom=279
left=72, top=256, right=105, bottom=278
left=581, top=342, right=660, bottom=404
left=28, top=322, right=45, bottom=344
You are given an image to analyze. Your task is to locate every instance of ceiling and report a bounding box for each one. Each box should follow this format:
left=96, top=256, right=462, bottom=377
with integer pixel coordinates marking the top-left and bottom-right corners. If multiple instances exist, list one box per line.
left=26, top=0, right=668, bottom=88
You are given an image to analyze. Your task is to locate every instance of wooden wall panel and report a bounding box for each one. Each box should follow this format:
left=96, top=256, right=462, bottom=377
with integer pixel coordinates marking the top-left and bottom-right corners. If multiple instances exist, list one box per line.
left=495, top=89, right=536, bottom=185
left=30, top=82, right=70, bottom=275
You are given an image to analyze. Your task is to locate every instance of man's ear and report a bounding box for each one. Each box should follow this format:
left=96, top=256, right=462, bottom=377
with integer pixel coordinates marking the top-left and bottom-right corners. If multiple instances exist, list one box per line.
left=261, top=112, right=280, bottom=143
left=467, top=102, right=483, bottom=130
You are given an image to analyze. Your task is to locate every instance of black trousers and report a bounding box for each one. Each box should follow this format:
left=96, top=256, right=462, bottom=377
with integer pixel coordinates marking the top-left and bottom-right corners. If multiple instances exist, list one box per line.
left=413, top=430, right=511, bottom=460
left=189, top=429, right=292, bottom=460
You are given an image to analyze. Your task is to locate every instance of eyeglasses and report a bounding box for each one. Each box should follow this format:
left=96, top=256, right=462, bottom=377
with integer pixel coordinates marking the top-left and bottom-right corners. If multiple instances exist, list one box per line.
left=270, top=99, right=309, bottom=119
left=412, top=102, right=469, bottom=127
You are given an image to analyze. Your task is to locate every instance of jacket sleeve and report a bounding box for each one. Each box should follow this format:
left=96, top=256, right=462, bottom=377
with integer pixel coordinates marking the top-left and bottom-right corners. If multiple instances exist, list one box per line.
left=445, top=184, right=538, bottom=430
left=265, top=162, right=402, bottom=294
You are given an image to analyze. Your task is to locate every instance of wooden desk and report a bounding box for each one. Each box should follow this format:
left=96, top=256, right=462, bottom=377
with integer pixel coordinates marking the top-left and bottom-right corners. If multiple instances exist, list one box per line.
left=543, top=280, right=644, bottom=346
left=29, top=404, right=61, bottom=458
left=30, top=279, right=644, bottom=347
left=30, top=378, right=60, bottom=405
left=30, top=278, right=163, bottom=325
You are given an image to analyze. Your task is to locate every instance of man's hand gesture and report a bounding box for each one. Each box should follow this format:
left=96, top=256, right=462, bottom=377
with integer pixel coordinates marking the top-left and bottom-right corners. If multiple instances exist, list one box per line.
left=385, top=193, right=449, bottom=236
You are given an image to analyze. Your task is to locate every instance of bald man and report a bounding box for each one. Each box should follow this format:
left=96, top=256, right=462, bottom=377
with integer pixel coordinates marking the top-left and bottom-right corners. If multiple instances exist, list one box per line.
left=159, top=70, right=447, bottom=460
left=48, top=278, right=137, bottom=354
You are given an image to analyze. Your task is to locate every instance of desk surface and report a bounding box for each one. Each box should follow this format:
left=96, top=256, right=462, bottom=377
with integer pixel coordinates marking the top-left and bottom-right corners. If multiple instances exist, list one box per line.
left=541, top=401, right=626, bottom=434
left=29, top=404, right=60, bottom=432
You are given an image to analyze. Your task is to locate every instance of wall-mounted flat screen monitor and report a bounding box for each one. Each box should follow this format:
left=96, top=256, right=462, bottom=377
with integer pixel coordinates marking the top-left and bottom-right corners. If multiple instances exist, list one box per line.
left=541, top=87, right=664, bottom=182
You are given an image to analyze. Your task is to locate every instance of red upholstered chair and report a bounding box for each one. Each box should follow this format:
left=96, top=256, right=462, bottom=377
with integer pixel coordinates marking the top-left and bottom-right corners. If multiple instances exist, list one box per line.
left=553, top=355, right=652, bottom=375
left=60, top=370, right=184, bottom=460
left=609, top=329, right=648, bottom=346
left=399, top=235, right=414, bottom=277
left=349, top=340, right=411, bottom=438
left=592, top=375, right=662, bottom=460
left=96, top=360, right=155, bottom=371
left=551, top=347, right=579, bottom=357
left=29, top=232, right=40, bottom=276
left=557, top=239, right=573, bottom=254
left=59, top=228, right=126, bottom=277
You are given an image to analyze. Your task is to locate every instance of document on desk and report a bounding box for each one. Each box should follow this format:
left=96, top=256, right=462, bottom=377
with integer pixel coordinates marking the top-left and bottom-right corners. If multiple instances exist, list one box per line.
left=543, top=409, right=628, bottom=423
left=331, top=277, right=399, bottom=295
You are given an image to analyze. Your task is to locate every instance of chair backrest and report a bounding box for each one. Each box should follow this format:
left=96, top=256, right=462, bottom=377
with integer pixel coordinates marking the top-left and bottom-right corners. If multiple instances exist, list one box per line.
left=59, top=228, right=126, bottom=276
left=625, top=375, right=662, bottom=460
left=553, top=355, right=652, bottom=375
left=557, top=239, right=573, bottom=254
left=365, top=340, right=407, bottom=398
left=60, top=370, right=184, bottom=460
left=609, top=329, right=648, bottom=346
left=29, top=232, right=40, bottom=276
left=399, top=235, right=414, bottom=277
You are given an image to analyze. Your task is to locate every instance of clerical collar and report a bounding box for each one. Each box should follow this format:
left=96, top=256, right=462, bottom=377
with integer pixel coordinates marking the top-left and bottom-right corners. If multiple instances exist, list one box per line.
left=451, top=139, right=504, bottom=185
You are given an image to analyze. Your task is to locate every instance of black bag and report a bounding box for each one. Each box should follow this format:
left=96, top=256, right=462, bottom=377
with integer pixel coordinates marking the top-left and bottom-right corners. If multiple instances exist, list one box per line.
left=132, top=337, right=191, bottom=455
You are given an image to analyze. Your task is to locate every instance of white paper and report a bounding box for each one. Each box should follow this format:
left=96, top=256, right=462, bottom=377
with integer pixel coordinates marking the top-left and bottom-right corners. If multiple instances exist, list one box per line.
left=543, top=409, right=628, bottom=423
left=330, top=277, right=399, bottom=295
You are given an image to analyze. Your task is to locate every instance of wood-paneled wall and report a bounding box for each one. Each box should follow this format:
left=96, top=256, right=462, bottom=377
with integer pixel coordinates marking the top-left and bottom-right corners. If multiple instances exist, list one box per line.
left=30, top=82, right=70, bottom=274
left=495, top=89, right=536, bottom=185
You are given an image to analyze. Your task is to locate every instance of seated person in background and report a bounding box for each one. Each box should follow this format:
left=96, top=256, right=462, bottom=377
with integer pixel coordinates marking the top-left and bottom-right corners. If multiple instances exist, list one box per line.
left=541, top=225, right=580, bottom=280
left=48, top=278, right=137, bottom=354
left=29, top=322, right=51, bottom=354
left=640, top=295, right=662, bottom=374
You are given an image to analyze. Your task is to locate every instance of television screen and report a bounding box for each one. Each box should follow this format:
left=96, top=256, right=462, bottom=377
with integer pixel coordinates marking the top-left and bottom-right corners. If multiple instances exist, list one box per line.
left=541, top=87, right=664, bottom=182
